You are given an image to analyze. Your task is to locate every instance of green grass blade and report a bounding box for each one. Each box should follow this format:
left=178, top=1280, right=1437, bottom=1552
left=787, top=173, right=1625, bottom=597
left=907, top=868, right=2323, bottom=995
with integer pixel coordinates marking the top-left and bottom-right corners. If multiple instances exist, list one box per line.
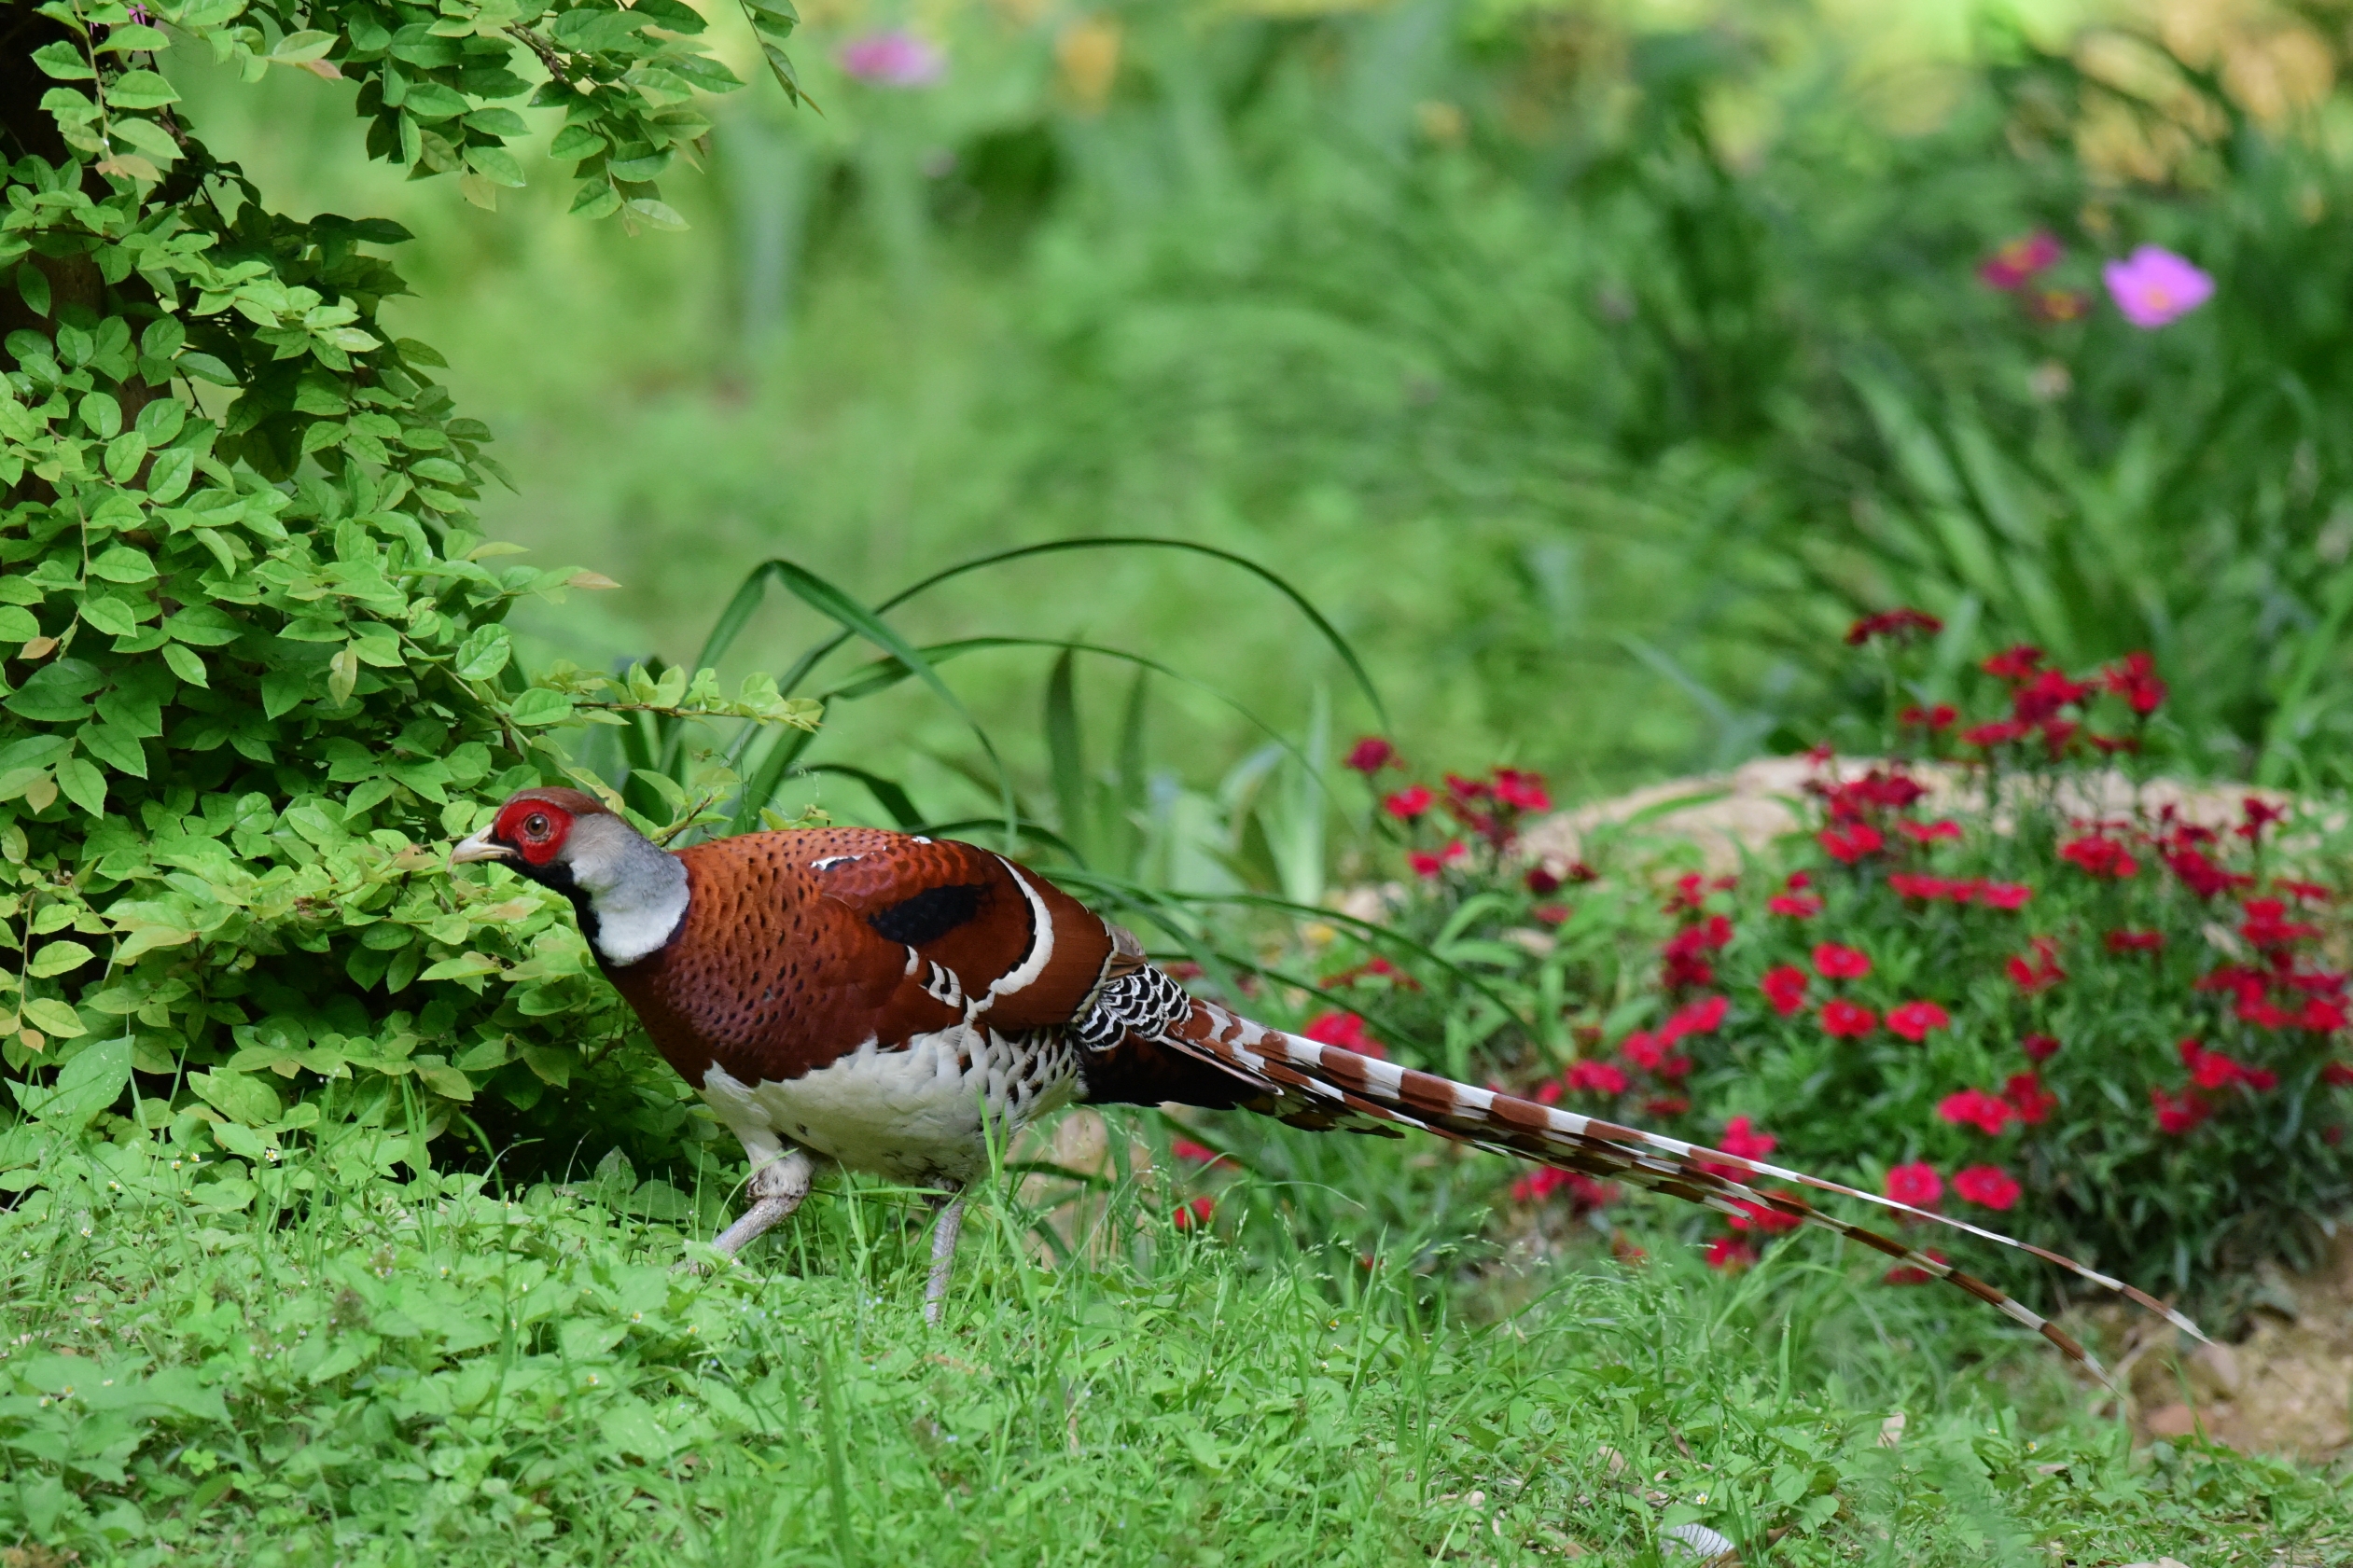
left=792, top=762, right=926, bottom=829
left=1044, top=645, right=1091, bottom=867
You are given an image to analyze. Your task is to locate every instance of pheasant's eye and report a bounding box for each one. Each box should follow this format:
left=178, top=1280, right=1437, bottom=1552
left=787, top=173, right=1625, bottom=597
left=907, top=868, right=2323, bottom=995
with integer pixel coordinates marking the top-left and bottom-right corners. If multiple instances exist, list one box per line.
left=522, top=812, right=551, bottom=839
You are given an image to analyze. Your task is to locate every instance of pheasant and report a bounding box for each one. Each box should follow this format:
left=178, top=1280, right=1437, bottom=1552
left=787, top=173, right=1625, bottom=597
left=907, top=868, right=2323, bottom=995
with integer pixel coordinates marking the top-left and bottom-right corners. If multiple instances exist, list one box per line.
left=451, top=786, right=2200, bottom=1367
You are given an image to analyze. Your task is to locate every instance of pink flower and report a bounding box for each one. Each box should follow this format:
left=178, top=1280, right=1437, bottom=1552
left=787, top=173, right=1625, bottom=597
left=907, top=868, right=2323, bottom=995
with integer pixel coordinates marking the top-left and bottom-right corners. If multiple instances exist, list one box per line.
left=2059, top=835, right=2137, bottom=879
left=2021, top=1032, right=2060, bottom=1062
left=1979, top=230, right=2061, bottom=290
left=1491, top=767, right=1552, bottom=812
left=2102, top=245, right=2214, bottom=328
left=1812, top=943, right=1872, bottom=980
left=1705, top=1236, right=1759, bottom=1270
left=1768, top=891, right=1823, bottom=918
left=1886, top=1000, right=1951, bottom=1043
left=1937, top=1088, right=2015, bottom=1136
left=1884, top=1161, right=1942, bottom=1209
left=1819, top=823, right=1885, bottom=864
left=1820, top=999, right=1877, bottom=1038
left=1660, top=995, right=1727, bottom=1043
left=1953, top=1164, right=2021, bottom=1211
left=1343, top=737, right=1397, bottom=773
left=838, top=29, right=945, bottom=86
left=1978, top=881, right=2033, bottom=910
left=1761, top=965, right=1809, bottom=1017
left=1384, top=784, right=1434, bottom=820
left=1302, top=1010, right=1383, bottom=1059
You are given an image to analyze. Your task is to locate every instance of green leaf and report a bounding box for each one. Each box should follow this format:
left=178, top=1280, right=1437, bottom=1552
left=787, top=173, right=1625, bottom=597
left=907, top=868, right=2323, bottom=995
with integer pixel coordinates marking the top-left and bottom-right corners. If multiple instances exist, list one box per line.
left=570, top=183, right=622, bottom=219
left=463, top=107, right=529, bottom=136
left=27, top=940, right=95, bottom=978
left=54, top=756, right=106, bottom=816
left=506, top=687, right=574, bottom=727
left=271, top=29, right=337, bottom=62
left=18, top=1034, right=128, bottom=1129
left=327, top=645, right=359, bottom=704
left=106, top=69, right=180, bottom=108
left=453, top=624, right=512, bottom=682
left=608, top=150, right=672, bottom=182
left=0, top=605, right=37, bottom=641
left=624, top=199, right=688, bottom=231
left=104, top=430, right=150, bottom=482
left=402, top=81, right=470, bottom=121
left=21, top=999, right=87, bottom=1039
left=31, top=40, right=95, bottom=80
left=100, top=25, right=173, bottom=55
left=78, top=390, right=122, bottom=439
left=549, top=124, right=606, bottom=160
left=176, top=352, right=237, bottom=386
left=145, top=445, right=195, bottom=503
left=13, top=263, right=49, bottom=319
left=464, top=144, right=526, bottom=187
left=189, top=1067, right=282, bottom=1126
left=259, top=667, right=310, bottom=718
left=75, top=720, right=147, bottom=777
left=160, top=643, right=208, bottom=687
left=90, top=545, right=156, bottom=583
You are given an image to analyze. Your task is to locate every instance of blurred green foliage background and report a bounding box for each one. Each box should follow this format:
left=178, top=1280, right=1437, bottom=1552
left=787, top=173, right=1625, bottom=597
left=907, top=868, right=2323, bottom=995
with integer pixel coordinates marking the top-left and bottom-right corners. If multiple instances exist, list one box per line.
left=164, top=0, right=2353, bottom=817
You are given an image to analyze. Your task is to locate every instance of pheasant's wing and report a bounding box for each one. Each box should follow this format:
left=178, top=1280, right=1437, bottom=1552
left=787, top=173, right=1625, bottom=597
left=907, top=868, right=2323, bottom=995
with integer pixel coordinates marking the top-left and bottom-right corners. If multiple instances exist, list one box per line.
left=1141, top=992, right=2204, bottom=1384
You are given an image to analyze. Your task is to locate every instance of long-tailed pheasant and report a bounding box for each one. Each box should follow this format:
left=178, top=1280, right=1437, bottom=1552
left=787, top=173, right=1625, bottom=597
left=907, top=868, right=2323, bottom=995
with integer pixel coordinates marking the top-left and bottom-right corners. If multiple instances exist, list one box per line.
left=451, top=786, right=2199, bottom=1366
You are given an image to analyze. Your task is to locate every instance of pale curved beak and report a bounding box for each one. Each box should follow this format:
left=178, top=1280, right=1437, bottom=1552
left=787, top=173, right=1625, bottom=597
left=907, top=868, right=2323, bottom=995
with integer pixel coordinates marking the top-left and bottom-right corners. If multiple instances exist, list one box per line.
left=449, top=825, right=515, bottom=867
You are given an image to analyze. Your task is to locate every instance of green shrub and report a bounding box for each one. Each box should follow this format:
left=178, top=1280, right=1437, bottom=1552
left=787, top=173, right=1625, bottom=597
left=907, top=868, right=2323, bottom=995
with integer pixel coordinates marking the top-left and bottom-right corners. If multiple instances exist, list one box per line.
left=1300, top=621, right=2353, bottom=1312
left=0, top=0, right=814, bottom=1181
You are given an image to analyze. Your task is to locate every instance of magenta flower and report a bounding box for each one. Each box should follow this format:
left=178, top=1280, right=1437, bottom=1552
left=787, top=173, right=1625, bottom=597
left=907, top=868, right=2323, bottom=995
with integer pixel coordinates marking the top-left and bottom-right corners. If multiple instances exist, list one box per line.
left=838, top=30, right=943, bottom=88
left=2101, top=246, right=2214, bottom=329
left=1978, top=230, right=2061, bottom=290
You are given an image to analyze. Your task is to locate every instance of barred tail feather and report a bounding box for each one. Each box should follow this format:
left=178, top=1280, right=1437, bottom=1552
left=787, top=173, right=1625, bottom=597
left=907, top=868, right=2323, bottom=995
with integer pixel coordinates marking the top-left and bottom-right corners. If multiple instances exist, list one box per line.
left=1160, top=999, right=2204, bottom=1382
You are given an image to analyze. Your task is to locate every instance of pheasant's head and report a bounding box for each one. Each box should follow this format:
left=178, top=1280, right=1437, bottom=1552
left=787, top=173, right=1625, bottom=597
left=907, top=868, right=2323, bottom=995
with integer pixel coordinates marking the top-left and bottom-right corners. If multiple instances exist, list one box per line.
left=451, top=787, right=689, bottom=965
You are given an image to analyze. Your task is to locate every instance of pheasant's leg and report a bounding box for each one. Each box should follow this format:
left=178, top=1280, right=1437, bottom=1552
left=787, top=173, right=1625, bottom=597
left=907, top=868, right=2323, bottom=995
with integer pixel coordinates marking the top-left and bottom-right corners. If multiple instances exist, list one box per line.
left=924, top=1186, right=967, bottom=1326
left=713, top=1142, right=813, bottom=1257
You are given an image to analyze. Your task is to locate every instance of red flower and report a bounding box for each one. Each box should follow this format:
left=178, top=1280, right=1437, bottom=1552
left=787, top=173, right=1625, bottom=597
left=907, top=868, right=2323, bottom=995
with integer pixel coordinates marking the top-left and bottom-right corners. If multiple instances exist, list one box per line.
left=2241, top=898, right=2321, bottom=950
left=2237, top=796, right=2289, bottom=842
left=2178, top=1039, right=2262, bottom=1091
left=1952, top=1164, right=2021, bottom=1211
left=2301, top=997, right=2349, bottom=1033
left=1619, top=1030, right=1664, bottom=1072
left=1899, top=703, right=1958, bottom=729
left=1962, top=719, right=2030, bottom=748
left=1979, top=881, right=2033, bottom=910
left=1384, top=785, right=1434, bottom=820
left=2010, top=668, right=2091, bottom=726
left=1491, top=768, right=1552, bottom=812
left=1717, top=1116, right=1777, bottom=1162
left=1886, top=1000, right=1951, bottom=1043
left=1978, top=230, right=2061, bottom=289
left=1768, top=891, right=1823, bottom=918
left=1705, top=1236, right=1759, bottom=1270
left=1512, top=1168, right=1619, bottom=1209
left=1937, top=1088, right=2015, bottom=1136
left=1820, top=999, right=1877, bottom=1038
left=1665, top=915, right=1734, bottom=955
left=2323, top=1062, right=2353, bottom=1088
left=1885, top=1248, right=1948, bottom=1285
left=2099, top=651, right=2166, bottom=715
left=2021, top=1032, right=2060, bottom=1062
left=1174, top=1196, right=1216, bottom=1230
left=1818, top=822, right=1885, bottom=864
left=1660, top=994, right=1728, bottom=1044
left=1343, top=737, right=1397, bottom=773
left=1171, top=1139, right=1220, bottom=1164
left=2106, top=929, right=2165, bottom=953
left=1895, top=818, right=1963, bottom=844
left=2058, top=835, right=2137, bottom=879
left=1642, top=1094, right=1691, bottom=1117
left=1884, top=1161, right=1943, bottom=1208
left=2279, top=878, right=2332, bottom=903
left=1982, top=644, right=2044, bottom=681
left=2165, top=846, right=2252, bottom=900
left=1530, top=902, right=1572, bottom=926
left=1812, top=943, right=1872, bottom=980
left=1728, top=1193, right=1804, bottom=1235
left=1887, top=872, right=1949, bottom=901
left=1846, top=607, right=1945, bottom=645
left=2151, top=1087, right=2208, bottom=1135
left=1761, top=965, right=1810, bottom=1017
left=2003, top=1072, right=2056, bottom=1125
left=2007, top=936, right=2066, bottom=994
left=1303, top=1010, right=1384, bottom=1059
left=1565, top=1059, right=1629, bottom=1096
left=1408, top=840, right=1468, bottom=879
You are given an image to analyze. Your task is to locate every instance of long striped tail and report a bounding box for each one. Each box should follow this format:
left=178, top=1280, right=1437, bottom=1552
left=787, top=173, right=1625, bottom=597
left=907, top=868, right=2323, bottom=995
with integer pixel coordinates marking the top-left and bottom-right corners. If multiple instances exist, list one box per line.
left=1159, top=997, right=2204, bottom=1384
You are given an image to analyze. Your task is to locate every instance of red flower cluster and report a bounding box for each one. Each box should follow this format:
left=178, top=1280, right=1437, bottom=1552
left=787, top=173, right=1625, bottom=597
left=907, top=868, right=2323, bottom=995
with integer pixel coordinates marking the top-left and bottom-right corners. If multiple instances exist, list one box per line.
left=1885, top=1247, right=1949, bottom=1286
left=1957, top=647, right=2159, bottom=757
left=2058, top=834, right=2137, bottom=879
left=1952, top=1164, right=2021, bottom=1211
left=1885, top=873, right=2032, bottom=909
left=1706, top=1236, right=1759, bottom=1270
left=2178, top=1038, right=2276, bottom=1093
left=1303, top=1010, right=1385, bottom=1059
left=1884, top=1161, right=1942, bottom=1208
left=1820, top=999, right=1876, bottom=1038
left=1562, top=1059, right=1629, bottom=1096
left=1344, top=737, right=1398, bottom=773
left=2007, top=936, right=2066, bottom=994
left=1511, top=1166, right=1616, bottom=1210
left=2004, top=1071, right=2055, bottom=1124
left=1384, top=784, right=1433, bottom=820
left=1819, top=822, right=1885, bottom=864
left=1846, top=607, right=1944, bottom=646
left=1894, top=818, right=1963, bottom=844
left=1174, top=1195, right=1216, bottom=1230
left=1728, top=1192, right=1804, bottom=1234
left=2105, top=929, right=2165, bottom=953
left=1408, top=840, right=1468, bottom=878
left=2100, top=652, right=2165, bottom=716
left=1937, top=1087, right=2015, bottom=1135
left=1761, top=965, right=1809, bottom=1017
left=1812, top=943, right=1872, bottom=979
left=1661, top=913, right=1733, bottom=991
left=1899, top=703, right=1958, bottom=729
left=2021, top=1032, right=2061, bottom=1062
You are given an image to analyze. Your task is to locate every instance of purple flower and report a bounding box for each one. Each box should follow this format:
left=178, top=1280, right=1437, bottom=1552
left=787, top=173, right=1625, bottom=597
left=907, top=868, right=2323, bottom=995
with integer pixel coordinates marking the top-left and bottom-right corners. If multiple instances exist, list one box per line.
left=838, top=30, right=943, bottom=88
left=1979, top=230, right=2061, bottom=290
left=2101, top=246, right=2214, bottom=329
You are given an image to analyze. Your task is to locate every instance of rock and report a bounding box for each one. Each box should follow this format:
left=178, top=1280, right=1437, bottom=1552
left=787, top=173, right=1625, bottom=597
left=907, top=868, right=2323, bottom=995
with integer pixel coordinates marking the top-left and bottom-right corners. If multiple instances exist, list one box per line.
left=2142, top=1404, right=2199, bottom=1439
left=2188, top=1340, right=2242, bottom=1399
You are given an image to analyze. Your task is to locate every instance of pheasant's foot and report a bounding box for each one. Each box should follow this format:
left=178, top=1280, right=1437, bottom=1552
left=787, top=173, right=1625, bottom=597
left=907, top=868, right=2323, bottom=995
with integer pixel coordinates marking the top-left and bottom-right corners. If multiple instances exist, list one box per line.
left=924, top=1189, right=967, bottom=1327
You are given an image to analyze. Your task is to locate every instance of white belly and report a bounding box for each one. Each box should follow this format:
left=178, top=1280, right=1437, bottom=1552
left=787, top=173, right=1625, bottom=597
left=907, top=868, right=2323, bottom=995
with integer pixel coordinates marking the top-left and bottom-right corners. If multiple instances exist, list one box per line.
left=699, top=1027, right=1079, bottom=1183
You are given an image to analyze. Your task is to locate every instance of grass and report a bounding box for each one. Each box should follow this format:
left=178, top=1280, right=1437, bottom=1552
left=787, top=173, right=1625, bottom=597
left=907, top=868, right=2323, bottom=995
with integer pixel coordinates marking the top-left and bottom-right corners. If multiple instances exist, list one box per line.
left=1, top=1113, right=2338, bottom=1565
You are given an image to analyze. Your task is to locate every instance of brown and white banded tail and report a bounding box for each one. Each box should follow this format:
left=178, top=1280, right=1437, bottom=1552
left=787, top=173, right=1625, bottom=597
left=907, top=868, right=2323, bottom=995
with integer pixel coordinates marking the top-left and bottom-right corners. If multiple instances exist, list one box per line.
left=1161, top=999, right=2205, bottom=1384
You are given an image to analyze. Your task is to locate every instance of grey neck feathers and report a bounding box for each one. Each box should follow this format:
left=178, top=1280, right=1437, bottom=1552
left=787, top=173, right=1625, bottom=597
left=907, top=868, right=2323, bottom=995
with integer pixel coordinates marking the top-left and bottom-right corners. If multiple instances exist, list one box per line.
left=567, top=815, right=690, bottom=965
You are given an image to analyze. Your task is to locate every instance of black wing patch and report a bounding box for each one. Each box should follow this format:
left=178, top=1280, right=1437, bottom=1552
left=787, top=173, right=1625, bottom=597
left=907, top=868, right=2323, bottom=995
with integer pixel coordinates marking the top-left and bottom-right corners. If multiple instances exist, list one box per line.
left=867, top=881, right=990, bottom=946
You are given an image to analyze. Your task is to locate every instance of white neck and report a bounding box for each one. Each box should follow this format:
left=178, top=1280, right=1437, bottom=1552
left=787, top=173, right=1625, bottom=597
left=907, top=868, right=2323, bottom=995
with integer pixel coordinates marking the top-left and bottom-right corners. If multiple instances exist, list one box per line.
left=567, top=815, right=690, bottom=965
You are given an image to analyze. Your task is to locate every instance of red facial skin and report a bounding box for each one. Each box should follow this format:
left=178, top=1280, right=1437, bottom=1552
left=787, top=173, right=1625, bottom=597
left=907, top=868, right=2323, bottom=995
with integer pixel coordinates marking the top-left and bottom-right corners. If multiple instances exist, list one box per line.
left=494, top=796, right=576, bottom=867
